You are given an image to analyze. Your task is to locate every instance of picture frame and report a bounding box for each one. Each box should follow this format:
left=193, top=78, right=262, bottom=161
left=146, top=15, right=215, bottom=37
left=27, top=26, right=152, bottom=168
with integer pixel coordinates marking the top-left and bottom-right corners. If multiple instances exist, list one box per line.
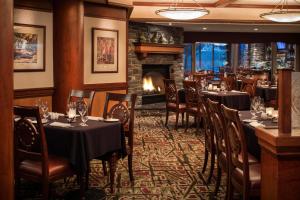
left=92, top=28, right=118, bottom=73
left=13, top=23, right=46, bottom=72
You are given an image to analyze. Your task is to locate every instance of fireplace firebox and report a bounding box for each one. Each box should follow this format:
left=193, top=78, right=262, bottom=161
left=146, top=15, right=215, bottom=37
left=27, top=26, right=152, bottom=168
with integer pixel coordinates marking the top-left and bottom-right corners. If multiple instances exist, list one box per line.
left=142, top=64, right=171, bottom=104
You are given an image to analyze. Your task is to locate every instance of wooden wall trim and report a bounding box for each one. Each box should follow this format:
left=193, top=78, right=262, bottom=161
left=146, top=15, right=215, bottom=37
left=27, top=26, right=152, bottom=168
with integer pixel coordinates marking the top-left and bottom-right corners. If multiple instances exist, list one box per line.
left=84, top=2, right=127, bottom=21
left=14, top=87, right=55, bottom=99
left=14, top=0, right=52, bottom=12
left=84, top=82, right=128, bottom=91
left=184, top=32, right=300, bottom=44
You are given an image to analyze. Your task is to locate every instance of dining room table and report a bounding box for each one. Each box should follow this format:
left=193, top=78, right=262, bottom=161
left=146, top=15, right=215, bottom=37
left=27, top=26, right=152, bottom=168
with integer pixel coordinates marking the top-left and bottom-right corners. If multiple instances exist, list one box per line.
left=44, top=115, right=126, bottom=174
left=255, top=85, right=277, bottom=102
left=239, top=110, right=278, bottom=160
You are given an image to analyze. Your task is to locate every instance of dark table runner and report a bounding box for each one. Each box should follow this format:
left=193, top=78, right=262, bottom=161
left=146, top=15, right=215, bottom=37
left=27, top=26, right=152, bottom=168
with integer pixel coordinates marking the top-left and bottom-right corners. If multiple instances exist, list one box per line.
left=239, top=111, right=278, bottom=161
left=44, top=117, right=125, bottom=174
left=255, top=86, right=277, bottom=102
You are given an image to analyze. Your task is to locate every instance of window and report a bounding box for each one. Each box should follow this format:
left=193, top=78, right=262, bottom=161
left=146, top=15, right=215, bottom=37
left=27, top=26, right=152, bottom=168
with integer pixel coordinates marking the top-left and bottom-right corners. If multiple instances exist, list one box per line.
left=238, top=43, right=249, bottom=67
left=195, top=42, right=229, bottom=73
left=183, top=44, right=193, bottom=75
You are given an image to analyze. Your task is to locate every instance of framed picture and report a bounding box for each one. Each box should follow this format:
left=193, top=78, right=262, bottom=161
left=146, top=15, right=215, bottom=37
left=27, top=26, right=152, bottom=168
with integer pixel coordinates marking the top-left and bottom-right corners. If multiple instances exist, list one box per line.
left=92, top=28, right=118, bottom=73
left=13, top=23, right=46, bottom=72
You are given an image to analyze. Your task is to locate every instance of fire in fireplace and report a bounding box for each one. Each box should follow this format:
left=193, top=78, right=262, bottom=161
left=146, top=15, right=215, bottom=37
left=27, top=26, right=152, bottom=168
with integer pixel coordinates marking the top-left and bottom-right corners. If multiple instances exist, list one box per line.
left=142, top=64, right=171, bottom=104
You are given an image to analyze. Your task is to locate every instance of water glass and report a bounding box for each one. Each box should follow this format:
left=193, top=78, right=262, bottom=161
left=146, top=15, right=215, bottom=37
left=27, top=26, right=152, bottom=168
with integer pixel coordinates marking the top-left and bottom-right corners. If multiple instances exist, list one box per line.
left=67, top=102, right=77, bottom=121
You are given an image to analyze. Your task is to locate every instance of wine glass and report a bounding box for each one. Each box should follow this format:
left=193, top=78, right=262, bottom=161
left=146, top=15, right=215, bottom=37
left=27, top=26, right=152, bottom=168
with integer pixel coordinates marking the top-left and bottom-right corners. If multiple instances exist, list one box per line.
left=220, top=81, right=226, bottom=92
left=78, top=102, right=88, bottom=126
left=67, top=102, right=76, bottom=122
left=40, top=101, right=49, bottom=121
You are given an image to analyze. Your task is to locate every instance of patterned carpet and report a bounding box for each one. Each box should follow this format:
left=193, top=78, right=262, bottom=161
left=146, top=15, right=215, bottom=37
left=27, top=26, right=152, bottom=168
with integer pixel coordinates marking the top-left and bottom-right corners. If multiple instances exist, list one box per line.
left=17, top=111, right=227, bottom=200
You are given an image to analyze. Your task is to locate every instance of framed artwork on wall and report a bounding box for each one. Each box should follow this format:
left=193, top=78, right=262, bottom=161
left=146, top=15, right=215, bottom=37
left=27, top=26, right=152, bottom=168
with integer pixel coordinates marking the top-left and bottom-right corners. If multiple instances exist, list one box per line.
left=13, top=23, right=46, bottom=72
left=92, top=28, right=118, bottom=73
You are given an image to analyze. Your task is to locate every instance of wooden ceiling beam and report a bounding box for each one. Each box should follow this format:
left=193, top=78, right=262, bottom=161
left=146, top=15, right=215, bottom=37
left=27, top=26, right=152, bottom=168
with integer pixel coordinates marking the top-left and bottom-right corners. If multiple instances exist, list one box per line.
left=132, top=1, right=300, bottom=9
left=214, top=0, right=237, bottom=8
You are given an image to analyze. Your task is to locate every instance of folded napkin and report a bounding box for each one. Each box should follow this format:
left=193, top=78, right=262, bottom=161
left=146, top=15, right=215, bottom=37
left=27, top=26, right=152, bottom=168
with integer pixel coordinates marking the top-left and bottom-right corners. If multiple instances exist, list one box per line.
left=249, top=121, right=265, bottom=128
left=49, top=112, right=65, bottom=116
left=87, top=116, right=103, bottom=121
left=49, top=122, right=72, bottom=128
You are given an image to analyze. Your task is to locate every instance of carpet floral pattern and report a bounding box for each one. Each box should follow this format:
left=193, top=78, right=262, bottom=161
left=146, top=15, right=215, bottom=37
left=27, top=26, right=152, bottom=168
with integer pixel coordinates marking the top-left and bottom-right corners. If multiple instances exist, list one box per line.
left=17, top=112, right=226, bottom=200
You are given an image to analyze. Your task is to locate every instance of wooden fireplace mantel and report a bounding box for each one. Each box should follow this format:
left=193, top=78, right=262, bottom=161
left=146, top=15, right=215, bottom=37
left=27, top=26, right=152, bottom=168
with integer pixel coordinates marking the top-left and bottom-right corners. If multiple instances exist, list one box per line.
left=134, top=43, right=184, bottom=59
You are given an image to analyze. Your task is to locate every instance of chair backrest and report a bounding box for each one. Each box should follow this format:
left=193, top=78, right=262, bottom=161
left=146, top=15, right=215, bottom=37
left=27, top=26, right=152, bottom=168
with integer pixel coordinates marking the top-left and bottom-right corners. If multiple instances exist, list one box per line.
left=207, top=99, right=228, bottom=159
left=221, top=105, right=250, bottom=184
left=241, top=78, right=257, bottom=97
left=183, top=80, right=198, bottom=109
left=103, top=93, right=137, bottom=148
left=67, top=89, right=95, bottom=115
left=164, top=79, right=179, bottom=105
left=222, top=74, right=237, bottom=91
left=14, top=106, right=49, bottom=176
left=197, top=93, right=214, bottom=151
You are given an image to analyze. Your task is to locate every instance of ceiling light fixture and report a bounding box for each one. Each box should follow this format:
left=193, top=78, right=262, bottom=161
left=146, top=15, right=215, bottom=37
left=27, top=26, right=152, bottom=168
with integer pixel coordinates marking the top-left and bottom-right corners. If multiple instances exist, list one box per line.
left=260, top=0, right=300, bottom=22
left=155, top=0, right=209, bottom=20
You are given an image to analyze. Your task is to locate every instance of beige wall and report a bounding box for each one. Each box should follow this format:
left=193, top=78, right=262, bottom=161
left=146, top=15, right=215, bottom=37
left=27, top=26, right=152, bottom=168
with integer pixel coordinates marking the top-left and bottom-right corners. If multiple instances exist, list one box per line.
left=84, top=17, right=126, bottom=84
left=13, top=9, right=53, bottom=89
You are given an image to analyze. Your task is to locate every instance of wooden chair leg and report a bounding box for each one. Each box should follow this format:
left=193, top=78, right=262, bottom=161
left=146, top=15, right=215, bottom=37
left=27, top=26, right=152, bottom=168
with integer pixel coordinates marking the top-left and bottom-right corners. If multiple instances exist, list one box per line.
left=108, top=153, right=118, bottom=193
left=206, top=150, right=215, bottom=184
left=102, top=161, right=108, bottom=176
left=202, top=148, right=208, bottom=173
left=165, top=110, right=169, bottom=127
left=214, top=166, right=222, bottom=196
left=128, top=154, right=134, bottom=182
left=196, top=116, right=199, bottom=133
left=175, top=111, right=179, bottom=130
left=181, top=112, right=184, bottom=126
left=42, top=181, right=49, bottom=200
left=185, top=113, right=189, bottom=132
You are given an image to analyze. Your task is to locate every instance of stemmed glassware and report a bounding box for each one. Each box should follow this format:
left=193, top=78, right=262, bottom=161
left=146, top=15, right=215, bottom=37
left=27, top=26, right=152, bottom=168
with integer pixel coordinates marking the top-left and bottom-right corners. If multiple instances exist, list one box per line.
left=220, top=81, right=227, bottom=92
left=77, top=101, right=88, bottom=126
left=36, top=99, right=49, bottom=122
left=67, top=102, right=77, bottom=122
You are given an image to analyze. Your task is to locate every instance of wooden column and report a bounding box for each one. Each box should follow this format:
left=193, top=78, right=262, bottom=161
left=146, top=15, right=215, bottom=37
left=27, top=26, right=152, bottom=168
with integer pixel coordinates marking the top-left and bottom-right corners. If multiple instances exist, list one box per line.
left=53, top=0, right=84, bottom=113
left=0, top=0, right=14, bottom=199
left=295, top=44, right=300, bottom=72
left=278, top=69, right=292, bottom=134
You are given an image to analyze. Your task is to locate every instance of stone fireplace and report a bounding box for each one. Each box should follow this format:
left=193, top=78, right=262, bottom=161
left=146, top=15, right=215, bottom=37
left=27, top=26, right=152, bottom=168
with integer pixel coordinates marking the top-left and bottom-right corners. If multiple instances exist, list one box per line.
left=128, top=22, right=184, bottom=106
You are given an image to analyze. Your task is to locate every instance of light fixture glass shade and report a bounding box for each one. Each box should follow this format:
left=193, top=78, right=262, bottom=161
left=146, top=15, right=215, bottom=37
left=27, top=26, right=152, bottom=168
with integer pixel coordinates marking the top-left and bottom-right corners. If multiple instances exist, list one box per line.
left=260, top=11, right=300, bottom=22
left=155, top=8, right=209, bottom=20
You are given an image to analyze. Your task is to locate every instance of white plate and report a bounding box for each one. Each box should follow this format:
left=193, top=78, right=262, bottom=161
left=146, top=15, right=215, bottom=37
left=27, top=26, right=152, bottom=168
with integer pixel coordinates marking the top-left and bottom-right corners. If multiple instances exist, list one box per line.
left=104, top=118, right=119, bottom=122
left=88, top=116, right=104, bottom=121
left=242, top=119, right=257, bottom=123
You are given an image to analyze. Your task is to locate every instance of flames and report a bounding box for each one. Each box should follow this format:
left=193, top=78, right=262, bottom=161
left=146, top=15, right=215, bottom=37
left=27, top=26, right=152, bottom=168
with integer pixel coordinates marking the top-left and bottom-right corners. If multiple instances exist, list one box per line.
left=143, top=76, right=161, bottom=93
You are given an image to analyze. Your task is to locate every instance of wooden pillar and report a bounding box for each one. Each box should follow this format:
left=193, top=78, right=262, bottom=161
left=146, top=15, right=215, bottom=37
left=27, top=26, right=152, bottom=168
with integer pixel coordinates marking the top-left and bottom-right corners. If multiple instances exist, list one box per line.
left=277, top=69, right=292, bottom=134
left=0, top=0, right=14, bottom=199
left=231, top=43, right=239, bottom=73
left=295, top=44, right=300, bottom=72
left=271, top=42, right=277, bottom=74
left=53, top=0, right=84, bottom=113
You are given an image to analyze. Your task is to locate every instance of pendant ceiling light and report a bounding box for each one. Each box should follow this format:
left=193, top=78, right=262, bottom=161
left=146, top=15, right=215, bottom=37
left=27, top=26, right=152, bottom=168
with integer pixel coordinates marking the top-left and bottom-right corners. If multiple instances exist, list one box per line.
left=260, top=0, right=300, bottom=22
left=155, top=0, right=209, bottom=20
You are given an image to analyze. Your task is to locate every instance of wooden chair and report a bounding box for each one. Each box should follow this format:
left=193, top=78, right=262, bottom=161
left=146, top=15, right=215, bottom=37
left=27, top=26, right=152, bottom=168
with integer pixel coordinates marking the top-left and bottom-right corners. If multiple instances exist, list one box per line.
left=221, top=105, right=261, bottom=200
left=207, top=99, right=229, bottom=198
left=67, top=89, right=95, bottom=115
left=197, top=94, right=215, bottom=184
left=99, top=93, right=137, bottom=192
left=221, top=74, right=237, bottom=91
left=164, top=79, right=186, bottom=130
left=14, top=106, right=77, bottom=200
left=241, top=78, right=257, bottom=97
left=183, top=80, right=201, bottom=132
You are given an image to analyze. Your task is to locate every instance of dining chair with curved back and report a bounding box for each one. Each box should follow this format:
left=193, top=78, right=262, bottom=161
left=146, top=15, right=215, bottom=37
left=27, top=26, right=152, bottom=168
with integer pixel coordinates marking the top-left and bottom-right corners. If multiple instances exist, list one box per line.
left=221, top=74, right=237, bottom=91
left=67, top=89, right=95, bottom=115
left=221, top=105, right=261, bottom=200
left=14, top=106, right=76, bottom=200
left=197, top=93, right=215, bottom=184
left=100, top=92, right=137, bottom=192
left=207, top=99, right=230, bottom=197
left=183, top=80, right=201, bottom=132
left=241, top=78, right=257, bottom=98
left=164, top=79, right=186, bottom=130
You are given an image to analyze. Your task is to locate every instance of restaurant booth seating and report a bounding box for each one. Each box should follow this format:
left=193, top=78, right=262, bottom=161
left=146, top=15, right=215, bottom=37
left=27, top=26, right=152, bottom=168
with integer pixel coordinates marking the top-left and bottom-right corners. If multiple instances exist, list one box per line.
left=14, top=106, right=78, bottom=200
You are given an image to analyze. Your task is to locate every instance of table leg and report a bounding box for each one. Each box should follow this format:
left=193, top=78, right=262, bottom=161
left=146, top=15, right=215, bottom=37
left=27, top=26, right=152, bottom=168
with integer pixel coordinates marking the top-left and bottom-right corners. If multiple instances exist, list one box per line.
left=109, top=152, right=118, bottom=193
